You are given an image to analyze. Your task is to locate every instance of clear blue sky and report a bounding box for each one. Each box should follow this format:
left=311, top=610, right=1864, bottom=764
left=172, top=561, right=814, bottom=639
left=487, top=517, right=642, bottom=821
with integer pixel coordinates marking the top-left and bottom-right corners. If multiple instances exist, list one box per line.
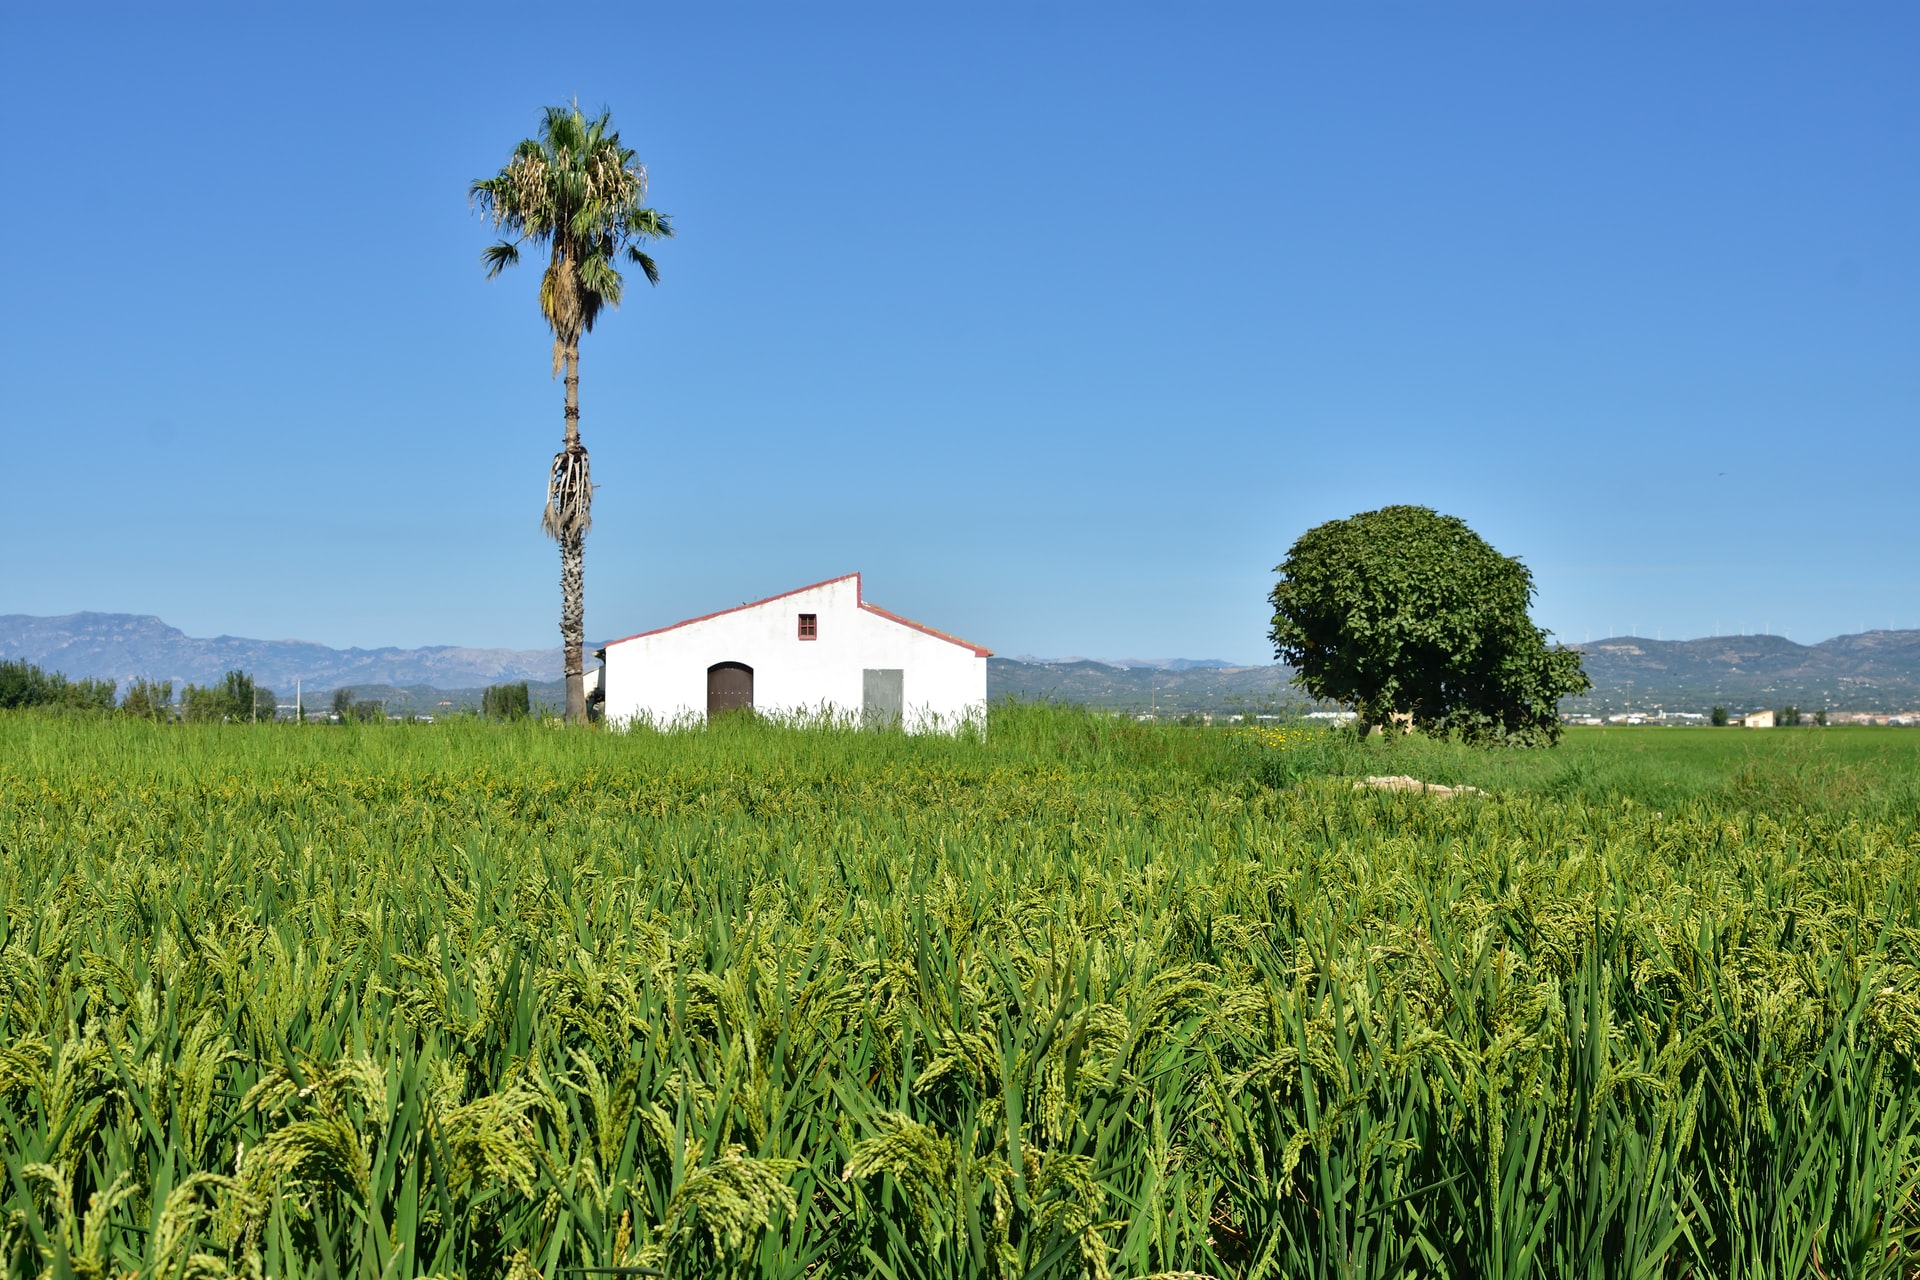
left=3, top=4, right=1914, bottom=662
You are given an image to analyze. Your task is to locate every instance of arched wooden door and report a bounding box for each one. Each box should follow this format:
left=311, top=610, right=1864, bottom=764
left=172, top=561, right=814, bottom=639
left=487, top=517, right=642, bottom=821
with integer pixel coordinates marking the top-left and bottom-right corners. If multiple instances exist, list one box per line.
left=707, top=662, right=754, bottom=716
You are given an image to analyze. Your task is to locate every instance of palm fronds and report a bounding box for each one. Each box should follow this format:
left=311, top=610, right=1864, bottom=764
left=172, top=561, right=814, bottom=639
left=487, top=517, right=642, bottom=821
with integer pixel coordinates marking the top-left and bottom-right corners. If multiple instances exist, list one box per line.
left=471, top=102, right=673, bottom=355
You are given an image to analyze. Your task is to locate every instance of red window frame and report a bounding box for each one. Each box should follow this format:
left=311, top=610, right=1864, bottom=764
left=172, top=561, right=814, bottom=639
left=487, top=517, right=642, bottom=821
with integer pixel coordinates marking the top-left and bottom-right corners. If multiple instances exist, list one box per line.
left=797, top=613, right=818, bottom=640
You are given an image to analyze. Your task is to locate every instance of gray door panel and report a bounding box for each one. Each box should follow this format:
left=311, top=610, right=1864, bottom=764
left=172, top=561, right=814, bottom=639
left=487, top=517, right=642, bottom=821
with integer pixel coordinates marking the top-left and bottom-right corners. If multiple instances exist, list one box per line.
left=862, top=668, right=904, bottom=729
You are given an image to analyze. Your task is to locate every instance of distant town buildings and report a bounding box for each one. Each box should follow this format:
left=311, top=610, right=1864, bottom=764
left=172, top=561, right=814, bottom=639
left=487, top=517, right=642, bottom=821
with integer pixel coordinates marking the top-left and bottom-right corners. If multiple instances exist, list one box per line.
left=1560, top=707, right=1920, bottom=727
left=1825, top=711, right=1920, bottom=725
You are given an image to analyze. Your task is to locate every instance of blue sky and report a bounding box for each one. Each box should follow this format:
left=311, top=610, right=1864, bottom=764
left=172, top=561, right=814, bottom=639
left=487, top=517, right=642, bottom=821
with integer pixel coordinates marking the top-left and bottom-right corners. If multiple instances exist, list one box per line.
left=2, top=4, right=1914, bottom=663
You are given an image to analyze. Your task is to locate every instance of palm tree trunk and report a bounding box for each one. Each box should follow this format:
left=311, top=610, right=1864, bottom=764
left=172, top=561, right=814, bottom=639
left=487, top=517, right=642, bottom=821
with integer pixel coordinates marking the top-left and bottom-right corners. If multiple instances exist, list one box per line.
left=560, top=342, right=587, bottom=725
left=561, top=528, right=586, bottom=723
left=563, top=342, right=581, bottom=450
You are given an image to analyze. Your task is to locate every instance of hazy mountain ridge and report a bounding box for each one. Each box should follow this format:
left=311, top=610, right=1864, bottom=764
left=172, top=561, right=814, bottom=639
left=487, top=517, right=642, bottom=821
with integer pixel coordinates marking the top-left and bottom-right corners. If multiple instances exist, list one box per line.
left=1006, top=656, right=1239, bottom=671
left=0, top=612, right=562, bottom=690
left=0, top=612, right=1295, bottom=713
left=989, top=658, right=1299, bottom=713
left=1566, top=631, right=1920, bottom=713
left=6, top=613, right=1920, bottom=715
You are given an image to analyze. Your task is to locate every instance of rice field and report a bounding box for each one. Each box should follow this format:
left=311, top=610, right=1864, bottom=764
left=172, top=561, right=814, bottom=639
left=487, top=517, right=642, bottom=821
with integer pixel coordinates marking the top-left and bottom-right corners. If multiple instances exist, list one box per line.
left=0, top=709, right=1916, bottom=1278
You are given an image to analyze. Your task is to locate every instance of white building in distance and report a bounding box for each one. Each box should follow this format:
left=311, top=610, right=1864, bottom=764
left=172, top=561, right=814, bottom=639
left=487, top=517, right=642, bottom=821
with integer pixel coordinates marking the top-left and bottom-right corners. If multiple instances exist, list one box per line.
left=599, top=574, right=991, bottom=731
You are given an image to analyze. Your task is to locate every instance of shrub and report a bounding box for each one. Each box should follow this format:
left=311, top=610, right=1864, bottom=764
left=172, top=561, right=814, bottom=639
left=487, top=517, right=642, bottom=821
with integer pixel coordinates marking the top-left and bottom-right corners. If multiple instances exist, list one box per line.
left=0, top=660, right=115, bottom=712
left=482, top=681, right=531, bottom=721
left=182, top=670, right=274, bottom=723
left=121, top=678, right=174, bottom=720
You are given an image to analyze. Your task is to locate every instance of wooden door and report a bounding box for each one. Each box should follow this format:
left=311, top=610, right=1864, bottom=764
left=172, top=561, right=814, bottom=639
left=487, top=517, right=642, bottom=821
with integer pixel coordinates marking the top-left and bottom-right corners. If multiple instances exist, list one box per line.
left=707, top=662, right=754, bottom=716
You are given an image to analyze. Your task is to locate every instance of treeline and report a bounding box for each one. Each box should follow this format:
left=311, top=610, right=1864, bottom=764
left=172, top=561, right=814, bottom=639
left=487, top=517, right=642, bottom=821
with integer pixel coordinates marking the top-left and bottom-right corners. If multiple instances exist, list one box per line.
left=1, top=661, right=542, bottom=723
left=0, top=660, right=117, bottom=712
left=1, top=661, right=278, bottom=721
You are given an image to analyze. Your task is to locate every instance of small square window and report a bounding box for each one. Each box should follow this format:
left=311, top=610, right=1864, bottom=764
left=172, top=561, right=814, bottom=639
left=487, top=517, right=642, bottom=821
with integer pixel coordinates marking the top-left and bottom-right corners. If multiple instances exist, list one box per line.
left=798, top=613, right=818, bottom=640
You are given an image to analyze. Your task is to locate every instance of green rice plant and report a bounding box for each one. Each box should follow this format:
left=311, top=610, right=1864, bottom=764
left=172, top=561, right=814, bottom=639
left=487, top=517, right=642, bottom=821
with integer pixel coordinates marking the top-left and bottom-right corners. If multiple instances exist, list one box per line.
left=0, top=708, right=1914, bottom=1278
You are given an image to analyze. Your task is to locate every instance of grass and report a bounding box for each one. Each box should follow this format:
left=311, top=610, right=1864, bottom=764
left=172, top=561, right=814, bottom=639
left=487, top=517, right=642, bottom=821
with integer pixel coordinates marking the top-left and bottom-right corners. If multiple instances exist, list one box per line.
left=0, top=706, right=1915, bottom=1278
left=1257, top=724, right=1920, bottom=822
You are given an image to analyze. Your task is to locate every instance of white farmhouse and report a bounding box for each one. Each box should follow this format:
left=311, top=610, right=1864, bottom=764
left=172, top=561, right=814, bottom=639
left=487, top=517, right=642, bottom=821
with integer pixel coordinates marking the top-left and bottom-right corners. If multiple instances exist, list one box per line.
left=599, top=574, right=991, bottom=731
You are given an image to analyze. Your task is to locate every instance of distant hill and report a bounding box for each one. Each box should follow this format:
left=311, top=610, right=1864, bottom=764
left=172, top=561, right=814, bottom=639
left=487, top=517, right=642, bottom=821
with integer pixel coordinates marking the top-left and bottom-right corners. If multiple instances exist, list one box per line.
left=989, top=658, right=1300, bottom=714
left=992, top=631, right=1920, bottom=717
left=7, top=612, right=1917, bottom=717
left=1566, top=631, right=1920, bottom=715
left=0, top=612, right=562, bottom=692
left=0, top=612, right=1297, bottom=715
left=1006, top=656, right=1239, bottom=672
left=988, top=631, right=1920, bottom=718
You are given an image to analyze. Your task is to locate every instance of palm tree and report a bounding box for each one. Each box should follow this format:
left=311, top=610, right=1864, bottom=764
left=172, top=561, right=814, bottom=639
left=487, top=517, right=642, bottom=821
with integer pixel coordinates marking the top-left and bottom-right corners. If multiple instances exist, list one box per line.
left=471, top=104, right=672, bottom=724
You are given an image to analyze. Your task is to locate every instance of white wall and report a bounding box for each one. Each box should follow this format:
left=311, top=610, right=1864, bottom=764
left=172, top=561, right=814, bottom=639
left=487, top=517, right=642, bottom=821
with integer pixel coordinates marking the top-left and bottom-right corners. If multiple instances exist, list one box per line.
left=601, top=575, right=988, bottom=732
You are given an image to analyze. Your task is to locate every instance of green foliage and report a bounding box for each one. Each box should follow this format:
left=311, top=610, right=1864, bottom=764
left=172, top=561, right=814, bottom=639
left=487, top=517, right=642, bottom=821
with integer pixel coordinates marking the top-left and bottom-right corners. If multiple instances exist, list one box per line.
left=482, top=681, right=531, bottom=721
left=330, top=687, right=354, bottom=718
left=0, top=708, right=1915, bottom=1279
left=182, top=669, right=274, bottom=723
left=1269, top=505, right=1591, bottom=746
left=120, top=677, right=173, bottom=720
left=470, top=104, right=674, bottom=348
left=0, top=660, right=115, bottom=712
left=1257, top=719, right=1920, bottom=823
left=1712, top=705, right=1729, bottom=727
left=1780, top=705, right=1804, bottom=726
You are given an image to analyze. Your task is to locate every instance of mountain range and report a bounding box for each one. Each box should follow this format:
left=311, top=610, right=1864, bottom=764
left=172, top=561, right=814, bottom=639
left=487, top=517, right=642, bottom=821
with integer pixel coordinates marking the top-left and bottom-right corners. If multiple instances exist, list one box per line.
left=988, top=658, right=1299, bottom=713
left=5, top=612, right=1920, bottom=715
left=1564, top=631, right=1920, bottom=715
left=0, top=612, right=562, bottom=691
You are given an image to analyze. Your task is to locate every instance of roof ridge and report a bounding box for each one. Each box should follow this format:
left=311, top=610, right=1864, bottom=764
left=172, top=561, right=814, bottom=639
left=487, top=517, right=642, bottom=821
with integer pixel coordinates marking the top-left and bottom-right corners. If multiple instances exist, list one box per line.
left=602, top=573, right=860, bottom=647
left=859, top=601, right=993, bottom=657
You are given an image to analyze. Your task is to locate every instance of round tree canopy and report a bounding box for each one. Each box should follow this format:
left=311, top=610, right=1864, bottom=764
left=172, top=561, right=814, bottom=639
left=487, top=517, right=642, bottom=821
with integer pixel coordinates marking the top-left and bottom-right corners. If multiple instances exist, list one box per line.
left=1268, top=505, right=1589, bottom=745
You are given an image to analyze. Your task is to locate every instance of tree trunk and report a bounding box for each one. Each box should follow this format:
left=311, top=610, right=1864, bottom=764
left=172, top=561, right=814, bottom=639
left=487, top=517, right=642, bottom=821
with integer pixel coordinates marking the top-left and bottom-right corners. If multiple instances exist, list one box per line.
left=563, top=343, right=581, bottom=449
left=559, top=342, right=587, bottom=725
left=561, top=528, right=585, bottom=723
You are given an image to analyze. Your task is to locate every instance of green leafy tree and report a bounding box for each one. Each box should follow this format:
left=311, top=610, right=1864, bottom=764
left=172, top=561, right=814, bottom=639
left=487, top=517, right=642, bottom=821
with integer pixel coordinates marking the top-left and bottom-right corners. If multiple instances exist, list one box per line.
left=180, top=684, right=221, bottom=722
left=471, top=104, right=673, bottom=726
left=0, top=660, right=115, bottom=712
left=182, top=670, right=273, bottom=723
left=121, top=678, right=174, bottom=720
left=0, top=662, right=34, bottom=709
left=482, top=682, right=531, bottom=721
left=331, top=687, right=354, bottom=719
left=1779, top=705, right=1803, bottom=727
left=1711, top=706, right=1729, bottom=727
left=1268, top=505, right=1590, bottom=746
